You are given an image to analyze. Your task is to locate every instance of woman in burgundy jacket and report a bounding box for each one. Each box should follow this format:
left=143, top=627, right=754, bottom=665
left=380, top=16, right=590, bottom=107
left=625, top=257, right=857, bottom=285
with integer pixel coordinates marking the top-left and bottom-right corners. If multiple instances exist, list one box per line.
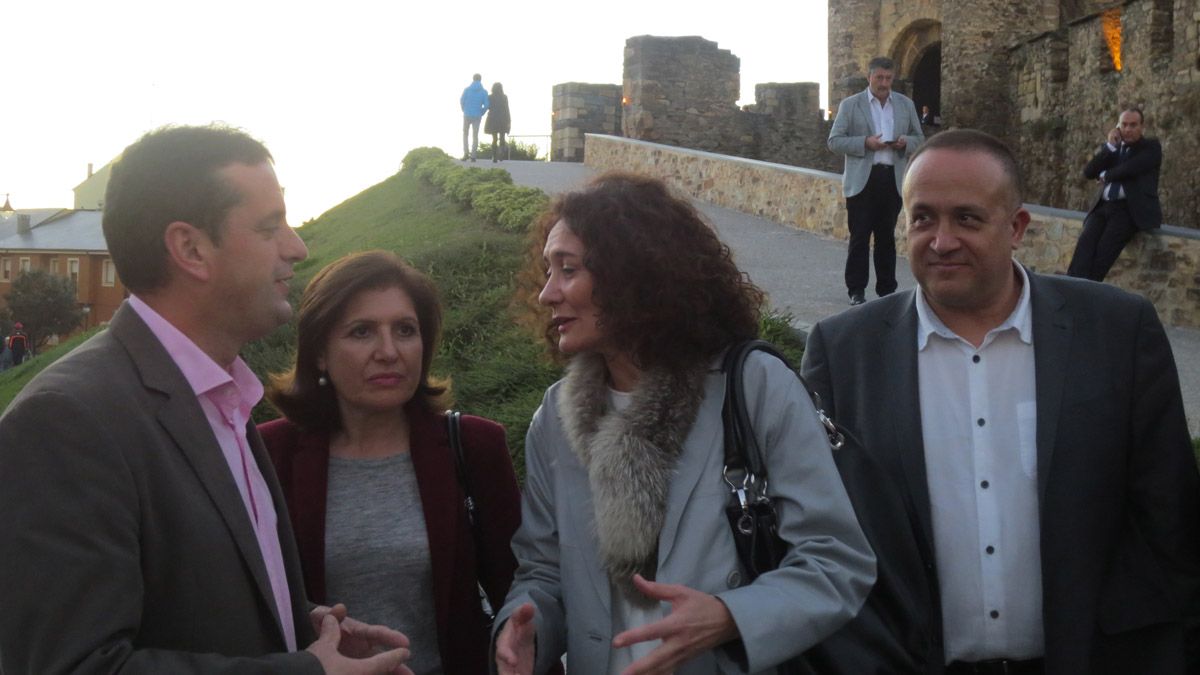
left=259, top=250, right=522, bottom=674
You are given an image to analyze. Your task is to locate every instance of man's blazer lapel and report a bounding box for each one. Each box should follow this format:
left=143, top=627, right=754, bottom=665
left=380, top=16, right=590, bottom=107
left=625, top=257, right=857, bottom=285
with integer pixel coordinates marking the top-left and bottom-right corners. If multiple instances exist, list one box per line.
left=1028, top=272, right=1071, bottom=502
left=857, top=91, right=874, bottom=136
left=109, top=304, right=288, bottom=645
left=880, top=297, right=937, bottom=558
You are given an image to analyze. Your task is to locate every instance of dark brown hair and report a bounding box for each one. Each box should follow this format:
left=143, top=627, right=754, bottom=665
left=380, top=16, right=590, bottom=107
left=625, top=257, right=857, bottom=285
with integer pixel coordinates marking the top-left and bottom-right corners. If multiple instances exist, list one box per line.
left=522, top=171, right=763, bottom=372
left=267, top=250, right=449, bottom=431
left=103, top=124, right=273, bottom=293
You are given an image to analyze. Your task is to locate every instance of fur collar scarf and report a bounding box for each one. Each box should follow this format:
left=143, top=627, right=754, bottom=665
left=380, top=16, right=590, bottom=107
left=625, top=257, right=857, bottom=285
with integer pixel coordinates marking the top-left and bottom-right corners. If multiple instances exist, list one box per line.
left=558, top=352, right=708, bottom=607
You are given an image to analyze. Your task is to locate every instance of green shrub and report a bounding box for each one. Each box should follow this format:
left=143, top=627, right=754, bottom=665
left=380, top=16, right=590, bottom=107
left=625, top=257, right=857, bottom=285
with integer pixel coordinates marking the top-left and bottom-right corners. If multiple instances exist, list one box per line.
left=758, top=309, right=805, bottom=365
left=406, top=145, right=549, bottom=234
left=478, top=140, right=543, bottom=161
left=473, top=185, right=549, bottom=233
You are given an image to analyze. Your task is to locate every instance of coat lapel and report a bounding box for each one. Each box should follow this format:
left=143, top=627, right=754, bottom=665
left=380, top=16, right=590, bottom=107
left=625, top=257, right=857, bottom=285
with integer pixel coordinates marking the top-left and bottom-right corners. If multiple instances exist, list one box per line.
left=1028, top=273, right=1071, bottom=502
left=858, top=91, right=874, bottom=136
left=882, top=295, right=937, bottom=557
left=657, top=372, right=723, bottom=567
left=407, top=405, right=460, bottom=650
left=110, top=304, right=288, bottom=647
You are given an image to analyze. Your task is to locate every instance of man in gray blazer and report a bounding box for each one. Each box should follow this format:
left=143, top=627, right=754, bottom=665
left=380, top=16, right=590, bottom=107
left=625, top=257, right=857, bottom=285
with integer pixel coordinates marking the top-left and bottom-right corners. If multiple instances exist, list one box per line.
left=828, top=56, right=924, bottom=306
left=0, top=125, right=411, bottom=674
left=802, top=129, right=1200, bottom=673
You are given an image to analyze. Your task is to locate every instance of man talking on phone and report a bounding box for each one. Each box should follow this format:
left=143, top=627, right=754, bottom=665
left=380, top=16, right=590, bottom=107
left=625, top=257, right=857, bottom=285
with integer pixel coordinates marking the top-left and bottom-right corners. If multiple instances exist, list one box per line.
left=1067, top=107, right=1162, bottom=282
left=829, top=56, right=924, bottom=306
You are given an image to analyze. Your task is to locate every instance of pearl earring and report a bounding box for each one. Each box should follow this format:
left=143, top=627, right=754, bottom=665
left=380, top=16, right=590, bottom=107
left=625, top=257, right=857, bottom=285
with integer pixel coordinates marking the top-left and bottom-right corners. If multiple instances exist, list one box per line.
left=318, top=374, right=328, bottom=386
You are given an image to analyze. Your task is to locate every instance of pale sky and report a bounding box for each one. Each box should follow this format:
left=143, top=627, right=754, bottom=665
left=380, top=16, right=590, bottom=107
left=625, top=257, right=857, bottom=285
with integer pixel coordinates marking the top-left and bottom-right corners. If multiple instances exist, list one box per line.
left=2, top=1, right=827, bottom=225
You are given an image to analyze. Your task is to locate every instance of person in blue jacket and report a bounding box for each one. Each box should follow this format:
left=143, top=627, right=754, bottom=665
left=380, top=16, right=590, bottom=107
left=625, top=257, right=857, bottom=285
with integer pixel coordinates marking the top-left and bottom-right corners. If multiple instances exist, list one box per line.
left=460, top=73, right=490, bottom=162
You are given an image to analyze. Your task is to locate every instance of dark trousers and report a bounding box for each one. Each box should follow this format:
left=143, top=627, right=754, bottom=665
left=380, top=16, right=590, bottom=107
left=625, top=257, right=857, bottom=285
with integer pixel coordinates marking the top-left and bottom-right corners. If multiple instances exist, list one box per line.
left=845, top=165, right=901, bottom=297
left=1067, top=200, right=1138, bottom=282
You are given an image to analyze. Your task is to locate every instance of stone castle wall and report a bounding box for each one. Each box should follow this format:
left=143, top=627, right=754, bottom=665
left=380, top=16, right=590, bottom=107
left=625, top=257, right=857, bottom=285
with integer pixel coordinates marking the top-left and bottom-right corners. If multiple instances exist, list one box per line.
left=550, top=83, right=622, bottom=162
left=550, top=36, right=841, bottom=170
left=828, top=0, right=1200, bottom=229
left=1009, top=0, right=1200, bottom=229
left=584, top=133, right=1200, bottom=329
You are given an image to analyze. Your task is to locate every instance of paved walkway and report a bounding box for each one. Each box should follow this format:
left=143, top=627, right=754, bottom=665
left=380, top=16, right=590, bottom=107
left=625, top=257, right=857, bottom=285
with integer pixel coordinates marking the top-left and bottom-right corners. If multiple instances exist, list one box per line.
left=483, top=159, right=1200, bottom=435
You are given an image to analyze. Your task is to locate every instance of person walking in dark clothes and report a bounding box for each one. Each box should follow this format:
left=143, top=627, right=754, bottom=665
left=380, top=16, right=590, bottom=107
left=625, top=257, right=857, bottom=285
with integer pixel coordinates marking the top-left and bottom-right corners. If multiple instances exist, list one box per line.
left=485, top=82, right=511, bottom=163
left=7, top=322, right=28, bottom=365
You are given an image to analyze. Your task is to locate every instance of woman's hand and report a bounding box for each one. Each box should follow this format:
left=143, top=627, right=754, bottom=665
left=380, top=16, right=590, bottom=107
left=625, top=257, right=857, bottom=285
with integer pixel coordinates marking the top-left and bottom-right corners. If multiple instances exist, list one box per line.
left=611, top=574, right=740, bottom=675
left=495, top=602, right=537, bottom=675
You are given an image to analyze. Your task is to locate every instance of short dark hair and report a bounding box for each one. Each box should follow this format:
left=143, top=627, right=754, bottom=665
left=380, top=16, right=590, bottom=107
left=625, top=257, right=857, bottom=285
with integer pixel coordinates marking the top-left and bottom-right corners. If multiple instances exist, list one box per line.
left=102, top=125, right=272, bottom=293
left=523, top=171, right=764, bottom=372
left=472, top=73, right=482, bottom=81
left=267, top=251, right=449, bottom=432
left=906, top=128, right=1025, bottom=206
left=1121, top=107, right=1145, bottom=124
left=868, top=56, right=895, bottom=73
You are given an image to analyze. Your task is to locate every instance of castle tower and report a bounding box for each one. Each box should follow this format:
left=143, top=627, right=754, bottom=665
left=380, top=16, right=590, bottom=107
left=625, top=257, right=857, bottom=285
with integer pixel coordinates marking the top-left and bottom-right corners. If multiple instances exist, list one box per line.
left=827, top=0, right=882, bottom=105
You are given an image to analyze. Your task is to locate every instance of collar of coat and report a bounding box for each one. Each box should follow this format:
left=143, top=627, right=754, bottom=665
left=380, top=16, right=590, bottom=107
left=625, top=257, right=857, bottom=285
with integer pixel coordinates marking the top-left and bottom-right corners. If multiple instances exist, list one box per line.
left=558, top=352, right=708, bottom=607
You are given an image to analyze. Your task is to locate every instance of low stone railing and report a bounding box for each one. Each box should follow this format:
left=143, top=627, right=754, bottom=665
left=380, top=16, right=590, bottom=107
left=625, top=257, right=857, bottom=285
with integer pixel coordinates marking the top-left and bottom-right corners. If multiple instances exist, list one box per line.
left=583, top=133, right=1200, bottom=329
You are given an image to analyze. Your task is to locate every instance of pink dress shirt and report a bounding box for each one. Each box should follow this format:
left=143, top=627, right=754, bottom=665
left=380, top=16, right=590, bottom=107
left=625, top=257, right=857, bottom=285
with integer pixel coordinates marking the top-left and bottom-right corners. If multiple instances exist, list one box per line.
left=128, top=295, right=297, bottom=651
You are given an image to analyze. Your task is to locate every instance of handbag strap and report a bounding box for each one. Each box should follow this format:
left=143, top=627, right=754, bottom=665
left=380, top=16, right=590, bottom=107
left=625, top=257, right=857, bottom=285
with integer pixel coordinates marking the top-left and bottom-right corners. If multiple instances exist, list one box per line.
left=445, top=410, right=498, bottom=620
left=722, top=339, right=846, bottom=484
left=445, top=410, right=479, bottom=527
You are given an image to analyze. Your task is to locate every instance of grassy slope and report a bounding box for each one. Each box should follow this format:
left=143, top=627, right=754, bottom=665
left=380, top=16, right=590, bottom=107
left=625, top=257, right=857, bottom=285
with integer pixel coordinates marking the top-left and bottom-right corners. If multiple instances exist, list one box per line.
left=0, top=327, right=103, bottom=406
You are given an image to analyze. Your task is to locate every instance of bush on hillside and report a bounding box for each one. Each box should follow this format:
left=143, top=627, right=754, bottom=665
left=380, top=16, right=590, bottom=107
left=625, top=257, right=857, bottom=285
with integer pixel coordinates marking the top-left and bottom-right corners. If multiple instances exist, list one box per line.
left=443, top=167, right=512, bottom=204
left=478, top=140, right=543, bottom=161
left=402, top=146, right=547, bottom=234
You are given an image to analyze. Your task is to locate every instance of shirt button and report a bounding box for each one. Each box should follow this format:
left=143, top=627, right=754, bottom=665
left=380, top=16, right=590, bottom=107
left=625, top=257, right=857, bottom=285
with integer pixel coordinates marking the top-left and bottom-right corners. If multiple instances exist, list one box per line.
left=726, top=570, right=743, bottom=588
left=972, top=355, right=981, bottom=363
left=977, top=418, right=986, bottom=427
left=990, top=610, right=1000, bottom=619
left=981, top=480, right=990, bottom=489
left=986, top=545, right=995, bottom=554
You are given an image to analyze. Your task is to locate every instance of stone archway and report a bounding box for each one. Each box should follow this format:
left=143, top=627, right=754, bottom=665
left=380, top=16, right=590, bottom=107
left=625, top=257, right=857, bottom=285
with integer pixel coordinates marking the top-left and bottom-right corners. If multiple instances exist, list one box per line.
left=911, top=44, right=942, bottom=118
left=890, top=20, right=942, bottom=110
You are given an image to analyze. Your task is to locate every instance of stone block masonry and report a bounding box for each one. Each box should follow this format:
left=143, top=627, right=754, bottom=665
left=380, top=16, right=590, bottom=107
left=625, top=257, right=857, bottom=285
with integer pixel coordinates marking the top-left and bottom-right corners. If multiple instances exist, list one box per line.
left=584, top=133, right=1200, bottom=329
left=551, top=83, right=622, bottom=162
left=551, top=35, right=840, bottom=171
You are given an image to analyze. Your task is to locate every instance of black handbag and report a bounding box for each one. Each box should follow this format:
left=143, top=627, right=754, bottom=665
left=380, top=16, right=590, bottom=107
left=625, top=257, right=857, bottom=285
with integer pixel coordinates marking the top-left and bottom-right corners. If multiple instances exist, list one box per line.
left=721, top=339, right=851, bottom=579
left=446, top=410, right=497, bottom=627
left=721, top=340, right=859, bottom=674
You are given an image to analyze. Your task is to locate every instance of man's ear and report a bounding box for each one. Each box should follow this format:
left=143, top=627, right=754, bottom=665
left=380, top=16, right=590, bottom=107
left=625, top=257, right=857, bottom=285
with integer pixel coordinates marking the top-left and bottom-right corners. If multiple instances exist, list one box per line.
left=163, top=221, right=216, bottom=283
left=1010, top=207, right=1031, bottom=250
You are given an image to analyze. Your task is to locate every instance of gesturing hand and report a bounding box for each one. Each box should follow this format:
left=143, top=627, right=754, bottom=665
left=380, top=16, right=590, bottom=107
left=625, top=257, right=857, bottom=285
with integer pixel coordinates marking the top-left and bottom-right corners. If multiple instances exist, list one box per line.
left=305, top=612, right=413, bottom=675
left=309, top=604, right=410, bottom=659
left=611, top=574, right=739, bottom=675
left=495, top=602, right=537, bottom=675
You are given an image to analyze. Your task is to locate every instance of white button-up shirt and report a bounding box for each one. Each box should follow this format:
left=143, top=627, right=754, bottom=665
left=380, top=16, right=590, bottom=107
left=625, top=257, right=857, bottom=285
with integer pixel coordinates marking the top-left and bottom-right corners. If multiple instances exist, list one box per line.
left=915, top=263, right=1044, bottom=663
left=868, top=88, right=895, bottom=166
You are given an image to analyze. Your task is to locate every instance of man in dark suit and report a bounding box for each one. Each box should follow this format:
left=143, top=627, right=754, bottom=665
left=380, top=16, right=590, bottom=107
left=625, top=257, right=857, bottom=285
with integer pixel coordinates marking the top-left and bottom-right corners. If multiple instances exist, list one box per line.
left=0, top=125, right=412, bottom=674
left=802, top=129, right=1199, bottom=674
left=1067, top=107, right=1162, bottom=281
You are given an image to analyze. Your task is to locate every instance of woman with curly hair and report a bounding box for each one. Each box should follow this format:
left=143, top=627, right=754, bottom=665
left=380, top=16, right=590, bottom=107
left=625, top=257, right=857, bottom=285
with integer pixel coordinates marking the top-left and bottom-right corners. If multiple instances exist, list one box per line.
left=494, top=172, right=875, bottom=674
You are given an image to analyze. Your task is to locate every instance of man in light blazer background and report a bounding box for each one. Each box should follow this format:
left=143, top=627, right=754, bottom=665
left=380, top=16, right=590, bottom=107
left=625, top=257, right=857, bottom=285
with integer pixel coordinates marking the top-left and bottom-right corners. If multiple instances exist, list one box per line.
left=802, top=129, right=1200, bottom=673
left=828, top=56, right=924, bottom=306
left=0, top=125, right=411, bottom=674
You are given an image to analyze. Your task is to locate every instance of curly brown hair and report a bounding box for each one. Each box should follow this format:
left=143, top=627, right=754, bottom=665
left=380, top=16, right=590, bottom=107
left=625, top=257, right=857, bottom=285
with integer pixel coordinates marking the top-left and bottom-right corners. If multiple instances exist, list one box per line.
left=520, top=171, right=763, bottom=372
left=266, top=250, right=450, bottom=432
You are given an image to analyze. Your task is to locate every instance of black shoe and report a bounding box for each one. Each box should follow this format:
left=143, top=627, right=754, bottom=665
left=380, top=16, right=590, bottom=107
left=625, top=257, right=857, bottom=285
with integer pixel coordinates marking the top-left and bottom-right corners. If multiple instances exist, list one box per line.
left=849, top=293, right=866, bottom=306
